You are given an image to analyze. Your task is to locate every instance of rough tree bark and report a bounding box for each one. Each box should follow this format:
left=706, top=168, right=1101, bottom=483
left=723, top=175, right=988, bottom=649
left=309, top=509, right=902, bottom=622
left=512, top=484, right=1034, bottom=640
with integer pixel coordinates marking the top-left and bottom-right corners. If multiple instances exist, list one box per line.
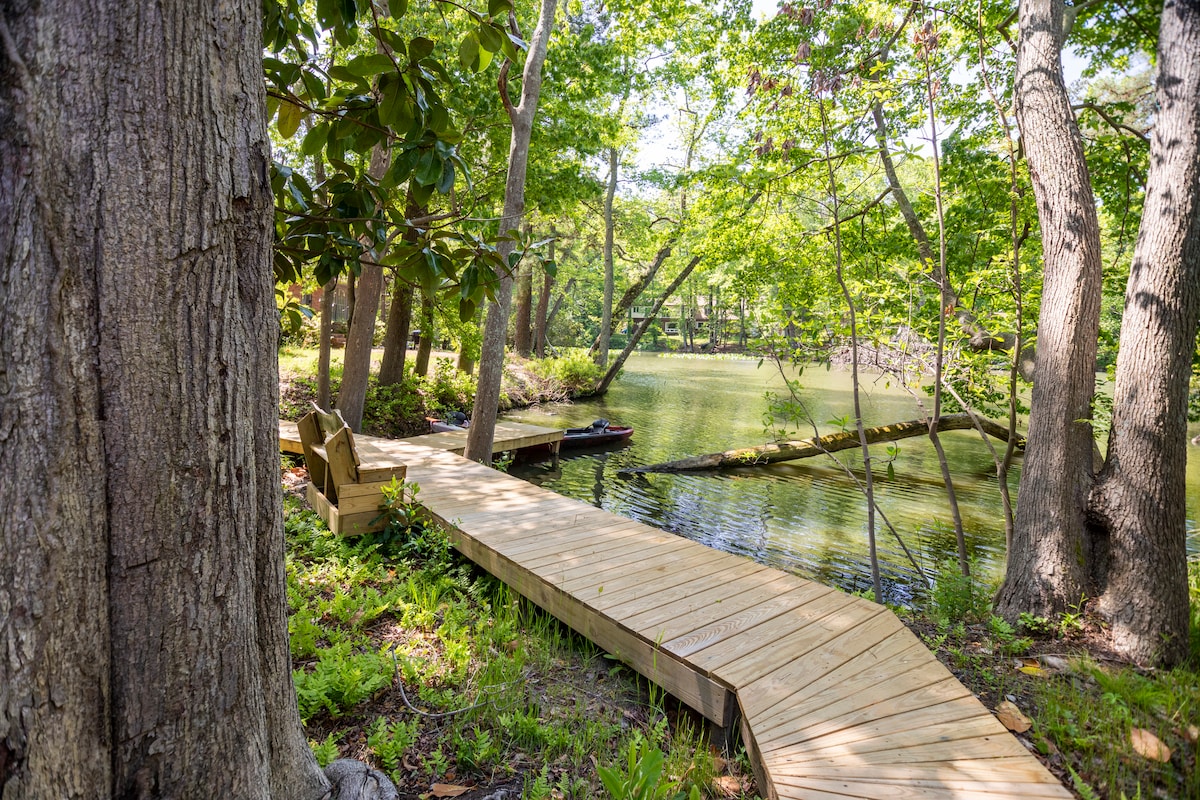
left=335, top=145, right=389, bottom=431
left=995, top=0, right=1105, bottom=622
left=465, top=0, right=558, bottom=463
left=0, top=1, right=337, bottom=796
left=1086, top=0, right=1200, bottom=665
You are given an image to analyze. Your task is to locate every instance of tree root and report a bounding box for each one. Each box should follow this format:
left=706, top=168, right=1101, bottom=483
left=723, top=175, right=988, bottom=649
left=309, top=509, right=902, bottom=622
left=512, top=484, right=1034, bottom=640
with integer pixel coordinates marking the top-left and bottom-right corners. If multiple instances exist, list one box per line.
left=323, top=759, right=397, bottom=800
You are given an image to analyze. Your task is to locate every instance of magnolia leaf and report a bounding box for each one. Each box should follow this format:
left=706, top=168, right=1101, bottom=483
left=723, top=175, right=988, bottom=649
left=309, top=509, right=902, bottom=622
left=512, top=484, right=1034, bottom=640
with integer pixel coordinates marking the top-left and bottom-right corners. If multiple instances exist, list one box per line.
left=996, top=701, right=1031, bottom=733
left=477, top=22, right=502, bottom=53
left=430, top=784, right=470, bottom=798
left=459, top=31, right=480, bottom=71
left=1018, top=665, right=1049, bottom=676
left=300, top=122, right=328, bottom=156
left=387, top=0, right=407, bottom=17
left=344, top=53, right=394, bottom=78
left=276, top=100, right=303, bottom=139
left=408, top=36, right=435, bottom=62
left=1130, top=728, right=1171, bottom=762
left=487, top=0, right=511, bottom=17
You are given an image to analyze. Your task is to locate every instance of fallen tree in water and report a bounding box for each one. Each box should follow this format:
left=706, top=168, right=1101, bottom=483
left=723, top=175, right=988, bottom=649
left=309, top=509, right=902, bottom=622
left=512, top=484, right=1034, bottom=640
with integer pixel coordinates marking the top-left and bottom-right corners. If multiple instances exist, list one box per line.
left=620, top=412, right=1023, bottom=474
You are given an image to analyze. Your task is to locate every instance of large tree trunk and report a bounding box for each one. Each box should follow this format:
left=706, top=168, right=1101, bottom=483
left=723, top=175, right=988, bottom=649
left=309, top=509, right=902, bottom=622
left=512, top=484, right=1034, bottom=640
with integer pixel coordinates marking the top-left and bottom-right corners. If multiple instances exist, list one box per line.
left=995, top=0, right=1104, bottom=622
left=0, top=1, right=325, bottom=796
left=317, top=279, right=336, bottom=409
left=1087, top=0, right=1200, bottom=666
left=465, top=0, right=558, bottom=464
left=335, top=143, right=389, bottom=431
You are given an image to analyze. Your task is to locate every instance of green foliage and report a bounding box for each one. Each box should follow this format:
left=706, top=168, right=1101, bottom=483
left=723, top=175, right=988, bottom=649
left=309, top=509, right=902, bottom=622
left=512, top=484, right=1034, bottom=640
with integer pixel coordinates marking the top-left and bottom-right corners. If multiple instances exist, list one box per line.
left=293, top=642, right=396, bottom=722
left=526, top=349, right=603, bottom=393
left=598, top=737, right=700, bottom=800
left=930, top=561, right=992, bottom=626
left=310, top=732, right=343, bottom=768
left=367, top=716, right=420, bottom=778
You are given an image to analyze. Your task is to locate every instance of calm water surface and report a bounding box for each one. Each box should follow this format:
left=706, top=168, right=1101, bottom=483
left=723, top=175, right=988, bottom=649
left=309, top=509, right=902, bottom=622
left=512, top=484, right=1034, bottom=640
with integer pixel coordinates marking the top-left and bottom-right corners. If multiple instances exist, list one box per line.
left=506, top=354, right=1200, bottom=606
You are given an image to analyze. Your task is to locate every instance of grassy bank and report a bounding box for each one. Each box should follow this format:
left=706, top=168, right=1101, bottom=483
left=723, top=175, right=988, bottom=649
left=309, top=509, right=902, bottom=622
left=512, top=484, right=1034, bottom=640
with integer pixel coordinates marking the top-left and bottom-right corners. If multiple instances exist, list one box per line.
left=906, top=563, right=1200, bottom=800
left=284, top=488, right=756, bottom=799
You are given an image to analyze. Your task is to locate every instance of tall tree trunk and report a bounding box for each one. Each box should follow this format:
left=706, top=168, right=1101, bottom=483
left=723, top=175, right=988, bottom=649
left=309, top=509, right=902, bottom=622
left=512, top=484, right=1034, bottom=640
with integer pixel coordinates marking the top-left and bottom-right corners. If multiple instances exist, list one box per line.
left=378, top=277, right=413, bottom=386
left=378, top=196, right=422, bottom=387
left=317, top=279, right=336, bottom=409
left=599, top=147, right=618, bottom=367
left=514, top=228, right=533, bottom=357
left=1087, top=0, right=1200, bottom=666
left=594, top=256, right=701, bottom=395
left=466, top=0, right=558, bottom=464
left=0, top=1, right=327, bottom=796
left=413, top=292, right=434, bottom=377
left=335, top=145, right=388, bottom=432
left=995, top=0, right=1104, bottom=622
left=547, top=277, right=574, bottom=328
left=533, top=235, right=554, bottom=357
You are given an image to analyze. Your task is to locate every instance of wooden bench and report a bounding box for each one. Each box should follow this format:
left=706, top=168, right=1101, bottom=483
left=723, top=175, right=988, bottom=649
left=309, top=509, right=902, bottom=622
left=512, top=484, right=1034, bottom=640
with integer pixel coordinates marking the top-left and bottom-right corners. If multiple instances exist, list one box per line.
left=297, top=408, right=407, bottom=536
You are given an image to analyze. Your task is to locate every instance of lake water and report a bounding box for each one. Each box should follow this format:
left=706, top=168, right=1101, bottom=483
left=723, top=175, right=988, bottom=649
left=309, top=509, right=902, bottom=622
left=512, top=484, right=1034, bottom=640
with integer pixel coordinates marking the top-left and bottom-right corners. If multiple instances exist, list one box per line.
left=505, top=354, right=1200, bottom=606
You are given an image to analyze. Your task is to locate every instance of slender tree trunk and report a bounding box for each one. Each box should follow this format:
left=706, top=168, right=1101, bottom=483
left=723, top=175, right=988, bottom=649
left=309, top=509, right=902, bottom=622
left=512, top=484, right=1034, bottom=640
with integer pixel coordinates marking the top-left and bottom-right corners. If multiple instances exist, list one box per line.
left=0, top=1, right=328, bottom=796
left=466, top=0, right=558, bottom=464
left=599, top=147, right=618, bottom=367
left=547, top=277, right=574, bottom=328
left=589, top=243, right=674, bottom=355
left=313, top=156, right=334, bottom=409
left=378, top=196, right=422, bottom=386
left=920, top=30, right=969, bottom=577
left=534, top=234, right=554, bottom=357
left=335, top=145, right=389, bottom=432
left=413, top=293, right=434, bottom=377
left=514, top=230, right=533, bottom=357
left=317, top=279, right=336, bottom=409
left=594, top=256, right=702, bottom=395
left=995, top=0, right=1104, bottom=622
left=378, top=277, right=413, bottom=386
left=1086, top=0, right=1200, bottom=666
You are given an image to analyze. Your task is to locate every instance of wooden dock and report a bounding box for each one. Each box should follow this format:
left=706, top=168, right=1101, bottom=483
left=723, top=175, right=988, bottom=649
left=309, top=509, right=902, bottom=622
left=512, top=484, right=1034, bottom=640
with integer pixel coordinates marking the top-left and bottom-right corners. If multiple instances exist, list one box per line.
left=279, top=419, right=563, bottom=458
left=282, top=426, right=1070, bottom=799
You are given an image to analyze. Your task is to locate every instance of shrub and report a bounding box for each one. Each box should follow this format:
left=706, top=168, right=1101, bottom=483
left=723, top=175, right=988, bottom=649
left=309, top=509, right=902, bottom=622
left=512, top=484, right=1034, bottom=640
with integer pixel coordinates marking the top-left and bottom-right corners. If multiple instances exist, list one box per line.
left=527, top=349, right=602, bottom=394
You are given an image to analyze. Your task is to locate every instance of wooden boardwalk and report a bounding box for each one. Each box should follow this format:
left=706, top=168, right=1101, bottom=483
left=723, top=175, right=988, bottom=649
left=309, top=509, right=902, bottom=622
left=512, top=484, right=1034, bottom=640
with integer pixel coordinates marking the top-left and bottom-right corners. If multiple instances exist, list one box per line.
left=281, top=426, right=1070, bottom=799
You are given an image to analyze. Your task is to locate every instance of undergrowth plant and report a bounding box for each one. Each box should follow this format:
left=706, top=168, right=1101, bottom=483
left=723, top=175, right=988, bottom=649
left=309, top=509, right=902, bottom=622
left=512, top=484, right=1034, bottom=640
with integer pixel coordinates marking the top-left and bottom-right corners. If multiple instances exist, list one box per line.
left=283, top=493, right=756, bottom=798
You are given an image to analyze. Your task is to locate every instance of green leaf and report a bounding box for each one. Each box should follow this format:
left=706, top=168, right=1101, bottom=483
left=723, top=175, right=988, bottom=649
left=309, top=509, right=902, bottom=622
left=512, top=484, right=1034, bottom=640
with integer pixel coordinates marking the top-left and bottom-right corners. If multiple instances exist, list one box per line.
left=326, top=65, right=369, bottom=87
left=409, top=179, right=435, bottom=207
left=408, top=36, right=435, bottom=62
left=487, top=0, right=512, bottom=18
left=414, top=149, right=442, bottom=186
left=378, top=75, right=414, bottom=130
left=477, top=22, right=502, bottom=53
left=300, top=70, right=327, bottom=102
left=383, top=148, right=419, bottom=189
left=458, top=297, right=476, bottom=322
left=542, top=259, right=556, bottom=278
left=435, top=159, right=455, bottom=194
left=387, top=0, right=407, bottom=17
left=300, top=122, right=329, bottom=156
left=277, top=100, right=303, bottom=139
left=458, top=31, right=480, bottom=71
left=345, top=53, right=395, bottom=78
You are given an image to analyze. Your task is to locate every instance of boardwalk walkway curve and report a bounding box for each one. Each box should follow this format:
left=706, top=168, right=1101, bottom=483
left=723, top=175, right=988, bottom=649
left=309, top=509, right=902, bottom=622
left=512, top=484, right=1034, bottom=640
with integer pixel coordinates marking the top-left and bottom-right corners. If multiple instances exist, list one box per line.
left=281, top=423, right=1071, bottom=800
